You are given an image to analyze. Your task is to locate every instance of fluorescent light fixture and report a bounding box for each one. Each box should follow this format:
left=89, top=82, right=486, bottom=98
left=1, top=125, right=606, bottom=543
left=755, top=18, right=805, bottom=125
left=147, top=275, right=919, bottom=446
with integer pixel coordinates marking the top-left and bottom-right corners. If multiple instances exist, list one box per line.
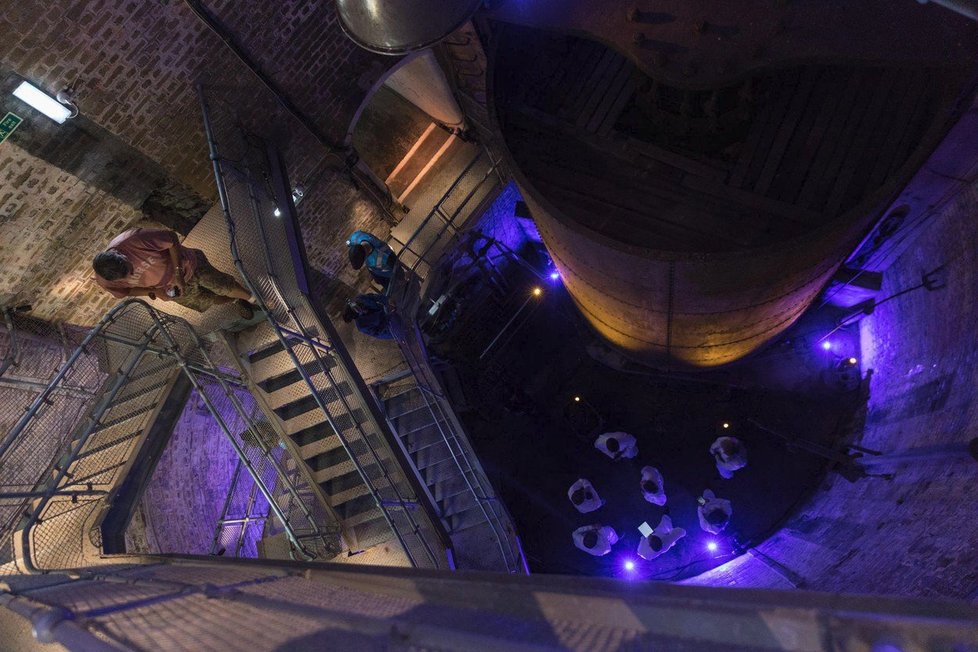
left=13, top=81, right=73, bottom=124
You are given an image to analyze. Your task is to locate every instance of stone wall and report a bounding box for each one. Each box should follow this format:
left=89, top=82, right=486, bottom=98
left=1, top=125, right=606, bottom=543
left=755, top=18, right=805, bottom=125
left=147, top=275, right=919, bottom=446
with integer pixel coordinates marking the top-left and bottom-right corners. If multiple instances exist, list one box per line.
left=684, top=183, right=978, bottom=598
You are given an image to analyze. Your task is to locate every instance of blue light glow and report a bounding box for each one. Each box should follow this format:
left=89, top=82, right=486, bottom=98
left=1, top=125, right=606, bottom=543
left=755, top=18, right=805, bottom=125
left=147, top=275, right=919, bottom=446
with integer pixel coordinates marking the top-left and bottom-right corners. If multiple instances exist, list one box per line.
left=623, top=559, right=635, bottom=571
left=821, top=341, right=832, bottom=351
left=706, top=541, right=718, bottom=552
left=549, top=271, right=560, bottom=281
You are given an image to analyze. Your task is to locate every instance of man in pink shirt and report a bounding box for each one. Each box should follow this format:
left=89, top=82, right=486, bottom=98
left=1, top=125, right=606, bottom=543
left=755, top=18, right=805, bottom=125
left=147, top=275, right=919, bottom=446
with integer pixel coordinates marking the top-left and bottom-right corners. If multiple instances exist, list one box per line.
left=93, top=228, right=254, bottom=317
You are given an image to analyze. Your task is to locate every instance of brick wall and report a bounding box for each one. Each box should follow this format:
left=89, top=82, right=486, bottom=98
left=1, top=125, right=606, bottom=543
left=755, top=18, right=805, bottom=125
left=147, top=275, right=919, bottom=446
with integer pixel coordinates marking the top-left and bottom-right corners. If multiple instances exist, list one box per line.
left=0, top=0, right=397, bottom=325
left=684, top=183, right=978, bottom=599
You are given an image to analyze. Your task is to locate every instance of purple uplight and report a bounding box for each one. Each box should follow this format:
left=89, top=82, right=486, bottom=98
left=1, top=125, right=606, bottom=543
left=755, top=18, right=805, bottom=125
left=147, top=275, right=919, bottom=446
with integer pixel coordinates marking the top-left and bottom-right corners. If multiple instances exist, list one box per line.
left=821, top=341, right=832, bottom=351
left=623, top=559, right=636, bottom=571
left=706, top=541, right=718, bottom=552
left=549, top=271, right=560, bottom=281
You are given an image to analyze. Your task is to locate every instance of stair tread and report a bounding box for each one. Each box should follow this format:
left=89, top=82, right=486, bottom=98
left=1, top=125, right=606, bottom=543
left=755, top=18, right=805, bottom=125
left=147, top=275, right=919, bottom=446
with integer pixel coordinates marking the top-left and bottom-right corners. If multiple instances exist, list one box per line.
left=257, top=358, right=337, bottom=393
left=447, top=503, right=488, bottom=533
left=350, top=515, right=396, bottom=551
left=269, top=379, right=353, bottom=416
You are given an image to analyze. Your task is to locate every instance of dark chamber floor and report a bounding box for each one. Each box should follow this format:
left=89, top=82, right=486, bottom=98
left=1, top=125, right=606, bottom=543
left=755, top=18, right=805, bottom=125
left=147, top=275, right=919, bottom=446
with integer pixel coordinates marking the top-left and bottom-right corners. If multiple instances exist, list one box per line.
left=437, top=274, right=864, bottom=580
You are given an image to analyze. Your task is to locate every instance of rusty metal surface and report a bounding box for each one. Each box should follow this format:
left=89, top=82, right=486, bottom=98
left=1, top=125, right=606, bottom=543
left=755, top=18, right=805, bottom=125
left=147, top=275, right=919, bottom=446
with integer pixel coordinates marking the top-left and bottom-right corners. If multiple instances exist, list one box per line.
left=487, top=0, right=978, bottom=91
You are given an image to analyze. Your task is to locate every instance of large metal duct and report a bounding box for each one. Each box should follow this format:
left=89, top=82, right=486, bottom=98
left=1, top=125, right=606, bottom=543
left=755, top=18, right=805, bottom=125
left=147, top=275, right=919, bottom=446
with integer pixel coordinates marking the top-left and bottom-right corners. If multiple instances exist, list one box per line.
left=335, top=0, right=483, bottom=55
left=486, top=5, right=978, bottom=369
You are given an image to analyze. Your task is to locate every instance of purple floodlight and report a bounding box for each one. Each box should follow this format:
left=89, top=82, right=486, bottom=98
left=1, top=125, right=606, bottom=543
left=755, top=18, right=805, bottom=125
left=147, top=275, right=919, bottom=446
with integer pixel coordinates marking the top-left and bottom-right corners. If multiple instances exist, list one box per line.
left=623, top=559, right=636, bottom=571
left=706, top=541, right=718, bottom=552
left=821, top=341, right=832, bottom=351
left=549, top=271, right=560, bottom=281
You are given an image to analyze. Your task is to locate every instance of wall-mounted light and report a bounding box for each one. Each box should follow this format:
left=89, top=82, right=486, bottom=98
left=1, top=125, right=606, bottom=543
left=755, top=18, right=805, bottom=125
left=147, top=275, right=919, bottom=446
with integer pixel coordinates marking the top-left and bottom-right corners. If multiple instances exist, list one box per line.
left=12, top=81, right=77, bottom=124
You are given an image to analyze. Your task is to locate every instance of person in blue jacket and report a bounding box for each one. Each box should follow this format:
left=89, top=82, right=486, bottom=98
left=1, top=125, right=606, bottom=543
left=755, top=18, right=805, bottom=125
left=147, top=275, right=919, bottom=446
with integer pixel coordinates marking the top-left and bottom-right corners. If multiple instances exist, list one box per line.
left=342, top=293, right=394, bottom=340
left=346, top=231, right=397, bottom=287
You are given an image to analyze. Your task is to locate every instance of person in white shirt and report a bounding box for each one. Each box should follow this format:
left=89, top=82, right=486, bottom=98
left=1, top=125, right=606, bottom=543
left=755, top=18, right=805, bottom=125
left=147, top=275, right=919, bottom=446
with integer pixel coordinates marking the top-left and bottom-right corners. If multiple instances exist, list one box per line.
left=567, top=478, right=604, bottom=514
left=640, top=466, right=667, bottom=506
left=698, top=489, right=733, bottom=534
left=710, top=436, right=748, bottom=479
left=594, top=431, right=638, bottom=460
left=572, top=524, right=619, bottom=556
left=637, top=514, right=686, bottom=561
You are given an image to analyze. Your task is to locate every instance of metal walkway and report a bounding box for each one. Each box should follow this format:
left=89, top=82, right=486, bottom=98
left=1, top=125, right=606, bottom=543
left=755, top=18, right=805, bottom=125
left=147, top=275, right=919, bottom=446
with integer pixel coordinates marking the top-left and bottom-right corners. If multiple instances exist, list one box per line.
left=2, top=555, right=976, bottom=651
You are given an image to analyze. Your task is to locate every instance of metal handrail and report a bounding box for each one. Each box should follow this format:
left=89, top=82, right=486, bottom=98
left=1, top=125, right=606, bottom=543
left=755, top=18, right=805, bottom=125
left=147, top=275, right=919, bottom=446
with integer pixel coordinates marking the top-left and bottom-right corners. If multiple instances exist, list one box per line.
left=373, top=140, right=523, bottom=571
left=6, top=300, right=332, bottom=571
left=199, top=85, right=444, bottom=568
left=153, top=311, right=324, bottom=560
left=389, top=145, right=500, bottom=287
left=391, top=317, right=525, bottom=572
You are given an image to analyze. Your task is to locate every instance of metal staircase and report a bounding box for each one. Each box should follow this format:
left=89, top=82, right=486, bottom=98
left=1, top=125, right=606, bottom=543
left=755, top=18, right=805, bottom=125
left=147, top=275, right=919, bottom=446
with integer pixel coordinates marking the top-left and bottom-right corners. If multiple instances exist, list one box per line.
left=199, top=86, right=452, bottom=569
left=376, top=376, right=496, bottom=534
left=239, top=323, right=403, bottom=552
left=0, top=300, right=337, bottom=574
left=199, top=83, right=525, bottom=572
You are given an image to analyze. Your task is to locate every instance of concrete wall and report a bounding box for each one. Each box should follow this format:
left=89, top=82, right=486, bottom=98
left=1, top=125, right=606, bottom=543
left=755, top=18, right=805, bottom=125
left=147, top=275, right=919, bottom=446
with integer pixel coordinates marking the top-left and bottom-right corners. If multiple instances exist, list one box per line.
left=684, top=182, right=978, bottom=598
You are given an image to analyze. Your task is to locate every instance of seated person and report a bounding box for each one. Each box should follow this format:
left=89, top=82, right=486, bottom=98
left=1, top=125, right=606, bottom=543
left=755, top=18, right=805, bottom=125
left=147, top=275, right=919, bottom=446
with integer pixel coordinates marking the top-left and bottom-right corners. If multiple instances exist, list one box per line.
left=93, top=227, right=253, bottom=318
left=342, top=293, right=394, bottom=340
left=637, top=514, right=686, bottom=561
left=567, top=478, right=604, bottom=514
left=710, top=436, right=748, bottom=479
left=572, top=524, right=618, bottom=557
left=640, top=466, right=667, bottom=506
left=697, top=489, right=733, bottom=534
left=594, top=431, right=638, bottom=460
left=347, top=230, right=397, bottom=287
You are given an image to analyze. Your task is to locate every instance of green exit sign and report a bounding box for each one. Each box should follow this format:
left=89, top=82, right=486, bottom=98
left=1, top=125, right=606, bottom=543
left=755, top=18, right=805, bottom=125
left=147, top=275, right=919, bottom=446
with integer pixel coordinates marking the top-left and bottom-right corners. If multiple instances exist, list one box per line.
left=0, top=112, right=23, bottom=144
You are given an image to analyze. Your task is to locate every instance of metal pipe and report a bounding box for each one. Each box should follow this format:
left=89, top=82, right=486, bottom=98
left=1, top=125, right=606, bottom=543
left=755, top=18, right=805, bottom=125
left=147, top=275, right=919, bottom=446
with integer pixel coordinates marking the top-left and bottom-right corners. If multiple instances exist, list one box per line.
left=210, top=459, right=243, bottom=555
left=183, top=0, right=344, bottom=153
left=95, top=333, right=248, bottom=386
left=857, top=441, right=977, bottom=468
left=479, top=293, right=535, bottom=360
left=234, top=456, right=263, bottom=556
left=0, top=593, right=127, bottom=652
left=0, top=489, right=107, bottom=499
left=0, top=375, right=97, bottom=398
